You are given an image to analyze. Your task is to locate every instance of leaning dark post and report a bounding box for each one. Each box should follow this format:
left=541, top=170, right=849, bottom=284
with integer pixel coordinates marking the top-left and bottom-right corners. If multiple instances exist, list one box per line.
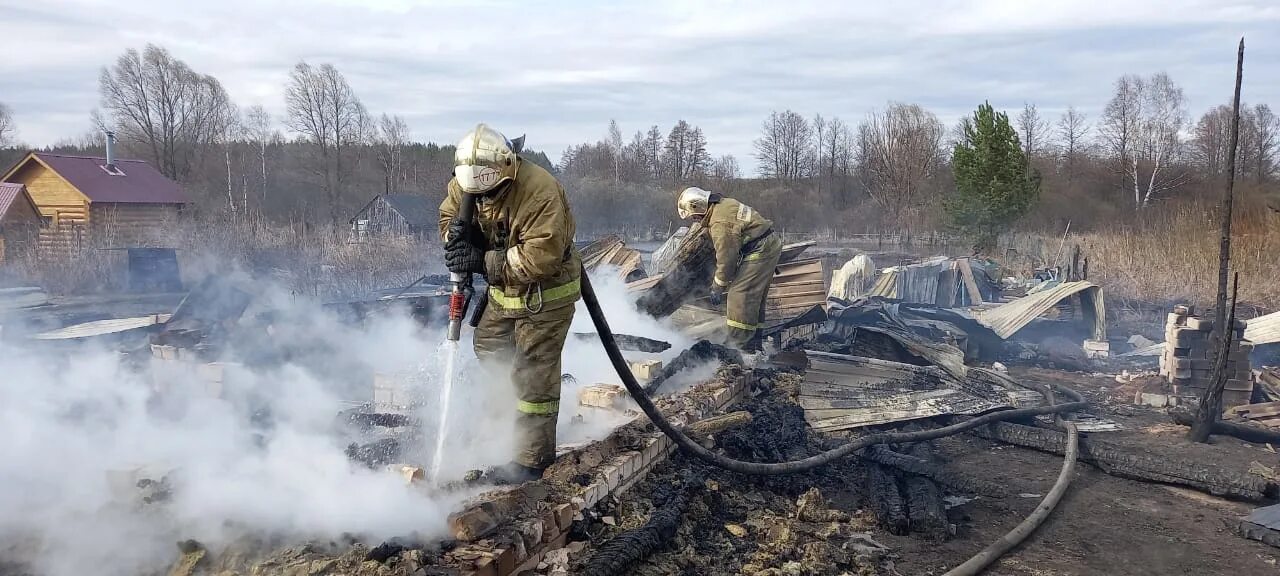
left=1190, top=38, right=1245, bottom=443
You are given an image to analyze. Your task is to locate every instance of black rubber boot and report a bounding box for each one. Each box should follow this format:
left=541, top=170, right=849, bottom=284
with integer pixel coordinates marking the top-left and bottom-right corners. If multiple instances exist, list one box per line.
left=484, top=461, right=545, bottom=485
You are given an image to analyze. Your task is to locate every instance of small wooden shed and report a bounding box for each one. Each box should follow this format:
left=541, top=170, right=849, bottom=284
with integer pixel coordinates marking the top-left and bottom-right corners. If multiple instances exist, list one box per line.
left=1, top=151, right=186, bottom=254
left=0, top=182, right=41, bottom=264
left=349, top=193, right=434, bottom=240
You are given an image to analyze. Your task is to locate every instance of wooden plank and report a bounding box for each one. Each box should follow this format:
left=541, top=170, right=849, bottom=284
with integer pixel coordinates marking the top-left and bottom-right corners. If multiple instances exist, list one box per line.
left=774, top=259, right=823, bottom=278
left=778, top=241, right=816, bottom=264
left=769, top=293, right=826, bottom=308
left=768, top=285, right=825, bottom=297
left=1234, top=402, right=1280, bottom=419
left=957, top=258, right=983, bottom=304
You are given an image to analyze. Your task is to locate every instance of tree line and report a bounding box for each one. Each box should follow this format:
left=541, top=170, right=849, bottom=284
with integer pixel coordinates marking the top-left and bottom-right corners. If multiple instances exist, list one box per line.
left=0, top=43, right=1277, bottom=241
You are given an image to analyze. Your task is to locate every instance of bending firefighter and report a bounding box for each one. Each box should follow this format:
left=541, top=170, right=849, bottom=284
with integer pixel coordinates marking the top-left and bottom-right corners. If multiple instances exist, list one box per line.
left=440, top=124, right=581, bottom=483
left=677, top=186, right=781, bottom=351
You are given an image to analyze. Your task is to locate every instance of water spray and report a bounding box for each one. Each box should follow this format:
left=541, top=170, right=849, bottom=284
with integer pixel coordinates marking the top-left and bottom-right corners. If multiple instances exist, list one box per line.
left=430, top=194, right=478, bottom=483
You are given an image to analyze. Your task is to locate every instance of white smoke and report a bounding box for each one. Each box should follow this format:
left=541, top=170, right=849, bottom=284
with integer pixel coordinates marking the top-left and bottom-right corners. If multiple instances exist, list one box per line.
left=0, top=266, right=706, bottom=576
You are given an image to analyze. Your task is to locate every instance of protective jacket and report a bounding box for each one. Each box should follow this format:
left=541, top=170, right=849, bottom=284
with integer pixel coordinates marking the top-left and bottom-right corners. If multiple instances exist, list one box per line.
left=439, top=159, right=582, bottom=318
left=706, top=198, right=774, bottom=289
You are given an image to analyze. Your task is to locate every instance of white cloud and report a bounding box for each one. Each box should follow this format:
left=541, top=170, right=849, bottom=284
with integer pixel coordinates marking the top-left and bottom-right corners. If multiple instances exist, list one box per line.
left=0, top=0, right=1276, bottom=172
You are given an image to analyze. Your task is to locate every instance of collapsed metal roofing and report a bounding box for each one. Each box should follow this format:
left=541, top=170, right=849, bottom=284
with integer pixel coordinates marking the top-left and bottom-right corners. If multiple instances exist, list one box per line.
left=972, top=281, right=1107, bottom=341
left=800, top=350, right=1041, bottom=432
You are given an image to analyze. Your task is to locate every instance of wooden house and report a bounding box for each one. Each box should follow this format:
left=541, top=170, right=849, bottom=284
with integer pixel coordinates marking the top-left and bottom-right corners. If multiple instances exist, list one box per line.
left=0, top=182, right=41, bottom=264
left=1, top=147, right=186, bottom=255
left=349, top=193, right=434, bottom=240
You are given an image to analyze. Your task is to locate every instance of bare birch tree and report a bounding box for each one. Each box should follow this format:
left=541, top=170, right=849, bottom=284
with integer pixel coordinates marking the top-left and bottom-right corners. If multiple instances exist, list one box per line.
left=1017, top=102, right=1050, bottom=158
left=1057, top=106, right=1090, bottom=183
left=99, top=44, right=234, bottom=181
left=376, top=114, right=408, bottom=194
left=856, top=103, right=945, bottom=231
left=1191, top=105, right=1236, bottom=177
left=711, top=154, right=741, bottom=181
left=0, top=102, right=14, bottom=147
left=754, top=110, right=812, bottom=180
left=1249, top=104, right=1278, bottom=182
left=285, top=61, right=367, bottom=224
left=607, top=119, right=623, bottom=184
left=243, top=105, right=273, bottom=205
left=1100, top=73, right=1189, bottom=209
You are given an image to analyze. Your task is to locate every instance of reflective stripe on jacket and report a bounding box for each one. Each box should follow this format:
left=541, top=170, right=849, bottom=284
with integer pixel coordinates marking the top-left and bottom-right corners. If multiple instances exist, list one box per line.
left=439, top=159, right=582, bottom=318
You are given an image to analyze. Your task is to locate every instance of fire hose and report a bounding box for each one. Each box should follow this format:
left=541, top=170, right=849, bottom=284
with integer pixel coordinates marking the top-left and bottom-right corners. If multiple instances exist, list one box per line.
left=578, top=270, right=1086, bottom=475
left=578, top=270, right=1082, bottom=573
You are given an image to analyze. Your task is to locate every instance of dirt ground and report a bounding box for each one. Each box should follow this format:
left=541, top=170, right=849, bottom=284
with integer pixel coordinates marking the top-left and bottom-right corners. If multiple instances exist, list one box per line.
left=579, top=366, right=1280, bottom=576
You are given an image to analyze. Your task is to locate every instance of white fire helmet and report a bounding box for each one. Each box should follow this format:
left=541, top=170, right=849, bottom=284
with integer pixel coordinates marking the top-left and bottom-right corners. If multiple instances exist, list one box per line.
left=454, top=123, right=518, bottom=194
left=677, top=186, right=716, bottom=219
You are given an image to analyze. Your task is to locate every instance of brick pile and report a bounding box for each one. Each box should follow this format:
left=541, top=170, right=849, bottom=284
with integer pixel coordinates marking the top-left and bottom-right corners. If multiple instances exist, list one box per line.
left=1160, top=305, right=1254, bottom=408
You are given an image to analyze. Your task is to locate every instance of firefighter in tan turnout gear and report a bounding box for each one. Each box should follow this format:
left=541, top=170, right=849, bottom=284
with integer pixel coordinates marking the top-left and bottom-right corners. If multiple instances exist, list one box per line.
left=677, top=186, right=781, bottom=351
left=439, top=124, right=581, bottom=483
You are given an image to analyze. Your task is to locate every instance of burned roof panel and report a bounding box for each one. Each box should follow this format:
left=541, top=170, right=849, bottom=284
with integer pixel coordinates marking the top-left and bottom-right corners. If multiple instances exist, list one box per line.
left=971, top=281, right=1106, bottom=341
left=799, top=350, right=1019, bottom=432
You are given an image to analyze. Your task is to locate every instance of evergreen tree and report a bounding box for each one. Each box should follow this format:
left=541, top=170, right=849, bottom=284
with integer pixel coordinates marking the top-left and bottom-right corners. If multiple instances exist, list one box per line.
left=946, top=102, right=1040, bottom=251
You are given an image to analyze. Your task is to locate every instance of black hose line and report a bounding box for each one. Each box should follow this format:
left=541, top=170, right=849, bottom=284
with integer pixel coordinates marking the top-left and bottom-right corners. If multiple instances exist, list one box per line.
left=579, top=270, right=1090, bottom=476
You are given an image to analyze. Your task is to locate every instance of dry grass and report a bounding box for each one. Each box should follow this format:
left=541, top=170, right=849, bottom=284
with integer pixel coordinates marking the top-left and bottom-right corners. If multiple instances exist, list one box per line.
left=1006, top=199, right=1280, bottom=311
left=3, top=214, right=438, bottom=298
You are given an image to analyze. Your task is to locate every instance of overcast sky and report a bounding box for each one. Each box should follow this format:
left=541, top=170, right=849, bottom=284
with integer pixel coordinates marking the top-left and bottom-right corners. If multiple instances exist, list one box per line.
left=2, top=0, right=1278, bottom=173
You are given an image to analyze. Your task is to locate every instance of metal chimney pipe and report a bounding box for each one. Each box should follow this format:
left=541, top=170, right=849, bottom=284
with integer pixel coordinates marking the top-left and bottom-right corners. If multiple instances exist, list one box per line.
left=105, top=130, right=117, bottom=170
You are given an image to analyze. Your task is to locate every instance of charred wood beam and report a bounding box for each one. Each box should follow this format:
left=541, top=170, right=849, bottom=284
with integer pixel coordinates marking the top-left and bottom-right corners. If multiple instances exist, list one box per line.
left=580, top=475, right=697, bottom=576
left=972, top=421, right=1274, bottom=500
left=903, top=442, right=950, bottom=541
left=643, top=340, right=743, bottom=396
left=448, top=484, right=550, bottom=542
left=1170, top=408, right=1280, bottom=445
left=861, top=445, right=1007, bottom=498
left=867, top=463, right=909, bottom=535
left=573, top=332, right=671, bottom=353
left=635, top=227, right=714, bottom=319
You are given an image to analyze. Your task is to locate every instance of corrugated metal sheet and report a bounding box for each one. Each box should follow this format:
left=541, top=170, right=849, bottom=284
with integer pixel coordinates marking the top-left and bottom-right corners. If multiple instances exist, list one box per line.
left=800, top=351, right=1017, bottom=431
left=867, top=256, right=989, bottom=306
left=34, top=314, right=170, bottom=340
left=972, top=281, right=1106, bottom=340
left=1245, top=311, right=1280, bottom=345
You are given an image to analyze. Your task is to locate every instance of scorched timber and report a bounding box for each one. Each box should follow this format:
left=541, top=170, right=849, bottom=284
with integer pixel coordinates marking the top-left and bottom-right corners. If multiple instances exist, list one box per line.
left=902, top=442, right=950, bottom=541
left=579, top=476, right=697, bottom=576
left=973, top=421, right=1275, bottom=500
left=634, top=224, right=714, bottom=318
left=1168, top=408, right=1280, bottom=445
left=861, top=444, right=1008, bottom=497
left=867, top=462, right=909, bottom=535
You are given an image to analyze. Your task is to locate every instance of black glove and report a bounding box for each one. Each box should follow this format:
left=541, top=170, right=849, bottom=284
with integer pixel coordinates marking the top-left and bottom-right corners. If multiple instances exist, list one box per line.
left=707, top=284, right=726, bottom=306
left=445, top=218, right=487, bottom=275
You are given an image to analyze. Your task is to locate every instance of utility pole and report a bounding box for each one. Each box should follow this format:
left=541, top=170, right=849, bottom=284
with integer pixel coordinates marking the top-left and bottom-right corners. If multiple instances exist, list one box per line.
left=1190, top=38, right=1245, bottom=443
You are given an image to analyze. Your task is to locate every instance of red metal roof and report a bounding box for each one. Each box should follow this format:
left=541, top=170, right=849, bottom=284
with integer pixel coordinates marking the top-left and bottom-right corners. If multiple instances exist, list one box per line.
left=28, top=153, right=187, bottom=204
left=0, top=182, right=35, bottom=219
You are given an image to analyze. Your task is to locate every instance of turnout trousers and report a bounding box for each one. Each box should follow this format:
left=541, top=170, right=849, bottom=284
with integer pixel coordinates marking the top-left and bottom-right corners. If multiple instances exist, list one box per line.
left=473, top=302, right=575, bottom=469
left=725, top=234, right=783, bottom=349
